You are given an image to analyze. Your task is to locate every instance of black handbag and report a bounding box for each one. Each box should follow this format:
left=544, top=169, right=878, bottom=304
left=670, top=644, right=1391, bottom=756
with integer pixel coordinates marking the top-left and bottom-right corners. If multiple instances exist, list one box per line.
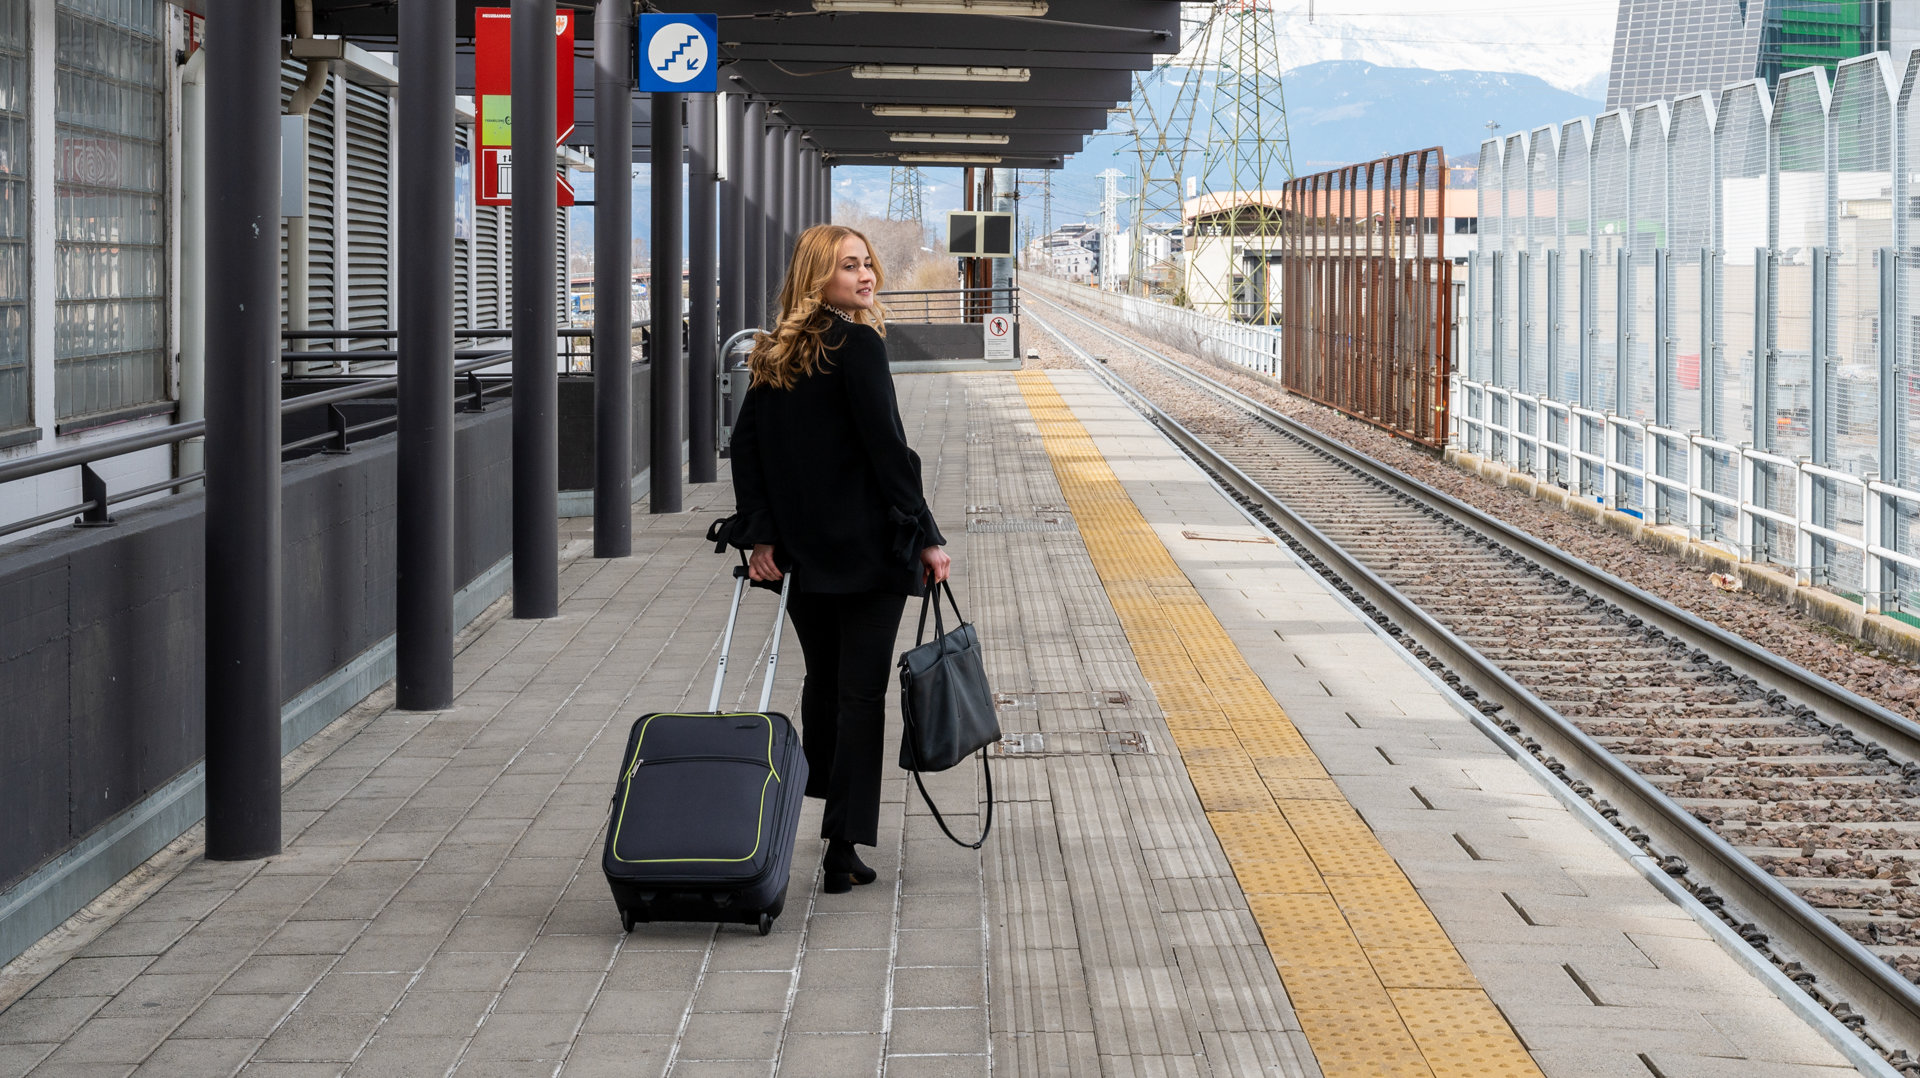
left=897, top=581, right=997, bottom=848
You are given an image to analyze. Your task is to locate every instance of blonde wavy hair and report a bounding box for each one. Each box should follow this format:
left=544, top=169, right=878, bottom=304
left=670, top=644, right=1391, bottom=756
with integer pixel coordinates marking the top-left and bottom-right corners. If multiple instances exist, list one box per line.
left=747, top=225, right=888, bottom=390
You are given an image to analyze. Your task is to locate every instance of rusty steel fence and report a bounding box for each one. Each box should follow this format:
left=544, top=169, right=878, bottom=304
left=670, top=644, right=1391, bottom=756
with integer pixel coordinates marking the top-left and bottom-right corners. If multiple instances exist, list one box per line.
left=1282, top=147, right=1453, bottom=448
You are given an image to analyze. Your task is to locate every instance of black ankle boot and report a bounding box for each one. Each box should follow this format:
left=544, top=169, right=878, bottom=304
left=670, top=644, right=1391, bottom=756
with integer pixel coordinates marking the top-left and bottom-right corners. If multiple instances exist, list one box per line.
left=823, top=839, right=878, bottom=893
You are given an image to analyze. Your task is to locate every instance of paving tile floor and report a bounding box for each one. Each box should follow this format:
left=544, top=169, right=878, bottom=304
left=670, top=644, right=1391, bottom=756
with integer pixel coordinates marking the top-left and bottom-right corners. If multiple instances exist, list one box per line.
left=0, top=369, right=1873, bottom=1078
left=1040, top=370, right=1867, bottom=1078
left=0, top=373, right=1314, bottom=1077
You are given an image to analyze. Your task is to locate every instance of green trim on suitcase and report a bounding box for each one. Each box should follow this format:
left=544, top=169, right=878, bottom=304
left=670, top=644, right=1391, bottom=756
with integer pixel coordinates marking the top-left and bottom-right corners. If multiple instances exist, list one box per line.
left=609, top=712, right=785, bottom=865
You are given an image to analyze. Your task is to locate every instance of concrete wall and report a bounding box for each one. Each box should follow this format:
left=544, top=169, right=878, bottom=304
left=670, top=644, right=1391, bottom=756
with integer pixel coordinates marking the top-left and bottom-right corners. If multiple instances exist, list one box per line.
left=558, top=363, right=650, bottom=495
left=0, top=404, right=513, bottom=965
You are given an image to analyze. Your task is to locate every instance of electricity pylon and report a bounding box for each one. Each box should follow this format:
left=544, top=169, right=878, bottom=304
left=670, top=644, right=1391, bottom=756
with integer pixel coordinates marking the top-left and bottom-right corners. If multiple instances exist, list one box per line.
left=886, top=166, right=926, bottom=224
left=1193, top=0, right=1293, bottom=323
left=1128, top=2, right=1216, bottom=300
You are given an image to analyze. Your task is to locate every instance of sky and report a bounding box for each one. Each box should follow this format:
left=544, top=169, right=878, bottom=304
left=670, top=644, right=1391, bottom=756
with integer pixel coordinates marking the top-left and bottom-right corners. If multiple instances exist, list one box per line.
left=831, top=0, right=1621, bottom=223
left=582, top=1, right=1623, bottom=244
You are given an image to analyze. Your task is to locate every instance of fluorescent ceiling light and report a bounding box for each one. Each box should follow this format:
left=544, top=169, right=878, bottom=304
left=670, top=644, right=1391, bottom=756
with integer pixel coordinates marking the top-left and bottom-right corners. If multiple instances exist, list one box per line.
left=889, top=131, right=1010, bottom=145
left=851, top=64, right=1029, bottom=82
left=870, top=104, right=1017, bottom=119
left=896, top=152, right=1004, bottom=164
left=815, top=0, right=1047, bottom=13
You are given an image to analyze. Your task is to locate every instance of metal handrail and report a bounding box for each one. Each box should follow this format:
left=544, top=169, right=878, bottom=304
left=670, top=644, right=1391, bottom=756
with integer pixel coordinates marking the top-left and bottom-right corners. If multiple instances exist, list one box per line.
left=0, top=350, right=516, bottom=538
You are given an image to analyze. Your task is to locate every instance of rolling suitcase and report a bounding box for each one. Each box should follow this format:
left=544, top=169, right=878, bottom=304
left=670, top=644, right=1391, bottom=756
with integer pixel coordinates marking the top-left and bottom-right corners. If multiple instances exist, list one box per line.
left=603, top=566, right=808, bottom=936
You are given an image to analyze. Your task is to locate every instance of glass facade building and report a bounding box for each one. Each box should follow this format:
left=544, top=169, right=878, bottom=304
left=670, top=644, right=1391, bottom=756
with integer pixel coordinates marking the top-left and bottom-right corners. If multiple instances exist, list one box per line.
left=1607, top=0, right=1908, bottom=113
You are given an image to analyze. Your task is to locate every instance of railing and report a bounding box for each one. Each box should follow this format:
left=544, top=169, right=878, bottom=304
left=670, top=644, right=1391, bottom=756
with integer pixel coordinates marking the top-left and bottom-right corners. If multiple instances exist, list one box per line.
left=1026, top=273, right=1282, bottom=377
left=1451, top=373, right=1920, bottom=613
left=0, top=348, right=517, bottom=541
left=878, top=286, right=1018, bottom=325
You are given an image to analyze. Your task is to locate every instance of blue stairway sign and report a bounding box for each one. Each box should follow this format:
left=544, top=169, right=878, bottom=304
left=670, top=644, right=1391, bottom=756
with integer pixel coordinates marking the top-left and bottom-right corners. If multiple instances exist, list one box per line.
left=638, top=14, right=718, bottom=93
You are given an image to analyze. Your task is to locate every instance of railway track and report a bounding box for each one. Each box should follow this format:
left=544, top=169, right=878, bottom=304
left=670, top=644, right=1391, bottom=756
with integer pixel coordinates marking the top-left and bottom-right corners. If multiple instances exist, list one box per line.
left=1022, top=290, right=1920, bottom=1071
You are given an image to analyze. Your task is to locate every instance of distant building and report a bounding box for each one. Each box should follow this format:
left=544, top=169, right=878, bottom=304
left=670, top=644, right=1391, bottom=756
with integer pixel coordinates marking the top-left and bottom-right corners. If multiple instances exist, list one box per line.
left=1030, top=223, right=1099, bottom=280
left=1181, top=189, right=1478, bottom=324
left=1605, top=0, right=1920, bottom=112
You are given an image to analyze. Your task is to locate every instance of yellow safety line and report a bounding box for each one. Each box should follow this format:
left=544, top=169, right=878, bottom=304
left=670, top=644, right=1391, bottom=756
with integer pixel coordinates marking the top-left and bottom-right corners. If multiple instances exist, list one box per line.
left=1015, top=371, right=1542, bottom=1078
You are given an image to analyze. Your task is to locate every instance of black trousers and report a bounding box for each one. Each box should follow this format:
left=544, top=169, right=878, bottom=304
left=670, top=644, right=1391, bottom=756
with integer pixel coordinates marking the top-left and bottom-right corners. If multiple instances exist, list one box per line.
left=786, top=590, right=908, bottom=847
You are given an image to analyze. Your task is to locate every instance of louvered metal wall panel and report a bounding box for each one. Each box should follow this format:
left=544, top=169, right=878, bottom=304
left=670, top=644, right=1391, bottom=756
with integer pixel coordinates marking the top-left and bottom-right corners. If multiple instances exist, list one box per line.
left=556, top=203, right=570, bottom=329
left=277, top=63, right=338, bottom=333
left=455, top=124, right=471, bottom=328
left=343, top=81, right=392, bottom=350
left=474, top=205, right=502, bottom=332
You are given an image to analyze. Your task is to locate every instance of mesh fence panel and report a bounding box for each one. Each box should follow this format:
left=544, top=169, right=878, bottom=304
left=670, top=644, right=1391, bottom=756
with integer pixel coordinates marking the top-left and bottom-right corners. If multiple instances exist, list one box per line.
left=1474, top=138, right=1499, bottom=388
left=1831, top=57, right=1891, bottom=481
left=1669, top=94, right=1713, bottom=439
left=1593, top=113, right=1629, bottom=417
left=1896, top=56, right=1920, bottom=608
left=1718, top=82, right=1769, bottom=452
left=1772, top=70, right=1828, bottom=461
left=1528, top=127, right=1558, bottom=401
left=1560, top=119, right=1591, bottom=409
left=1502, top=132, right=1527, bottom=393
left=1628, top=103, right=1666, bottom=426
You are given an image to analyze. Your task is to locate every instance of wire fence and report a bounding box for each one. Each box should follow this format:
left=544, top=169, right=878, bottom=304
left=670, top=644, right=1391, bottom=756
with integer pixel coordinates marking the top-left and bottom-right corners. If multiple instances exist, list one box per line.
left=1463, top=52, right=1920, bottom=617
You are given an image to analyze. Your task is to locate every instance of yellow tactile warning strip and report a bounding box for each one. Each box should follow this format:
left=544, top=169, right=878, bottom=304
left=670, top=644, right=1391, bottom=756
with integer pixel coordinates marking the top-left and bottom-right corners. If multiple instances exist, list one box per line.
left=1014, top=372, right=1543, bottom=1078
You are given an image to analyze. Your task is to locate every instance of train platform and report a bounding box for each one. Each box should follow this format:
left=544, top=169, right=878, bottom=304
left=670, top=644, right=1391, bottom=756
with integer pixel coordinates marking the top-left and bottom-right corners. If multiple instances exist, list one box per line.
left=0, top=368, right=1873, bottom=1078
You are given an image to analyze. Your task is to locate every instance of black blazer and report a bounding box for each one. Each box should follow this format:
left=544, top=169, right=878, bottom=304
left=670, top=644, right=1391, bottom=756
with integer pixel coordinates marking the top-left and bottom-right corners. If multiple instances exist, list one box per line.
left=728, top=319, right=946, bottom=596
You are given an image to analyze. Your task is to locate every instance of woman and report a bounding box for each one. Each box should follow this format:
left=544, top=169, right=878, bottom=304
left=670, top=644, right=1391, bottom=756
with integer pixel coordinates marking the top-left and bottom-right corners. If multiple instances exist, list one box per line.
left=727, top=224, right=951, bottom=894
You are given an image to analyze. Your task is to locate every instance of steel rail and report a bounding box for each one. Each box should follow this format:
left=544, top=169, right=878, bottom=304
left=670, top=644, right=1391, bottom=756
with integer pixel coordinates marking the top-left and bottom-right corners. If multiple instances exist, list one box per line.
left=1025, top=294, right=1920, bottom=1062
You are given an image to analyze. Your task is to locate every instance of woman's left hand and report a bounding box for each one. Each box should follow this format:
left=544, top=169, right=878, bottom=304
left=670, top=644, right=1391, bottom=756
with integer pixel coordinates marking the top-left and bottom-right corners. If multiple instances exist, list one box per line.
left=920, top=545, right=951, bottom=585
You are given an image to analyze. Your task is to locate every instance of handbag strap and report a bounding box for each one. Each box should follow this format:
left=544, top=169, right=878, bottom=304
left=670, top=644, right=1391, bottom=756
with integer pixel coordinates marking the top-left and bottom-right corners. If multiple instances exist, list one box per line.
left=899, top=714, right=994, bottom=849
left=903, top=578, right=992, bottom=848
left=914, top=579, right=966, bottom=646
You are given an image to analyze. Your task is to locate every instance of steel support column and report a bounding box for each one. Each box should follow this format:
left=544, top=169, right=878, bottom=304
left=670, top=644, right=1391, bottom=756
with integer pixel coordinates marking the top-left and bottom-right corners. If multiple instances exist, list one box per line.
left=782, top=127, right=800, bottom=258
left=204, top=0, right=282, bottom=860
left=396, top=0, right=456, bottom=708
left=593, top=0, right=633, bottom=558
left=742, top=100, right=766, bottom=331
left=687, top=92, right=718, bottom=483
left=511, top=0, right=559, bottom=618
left=821, top=158, right=831, bottom=223
left=719, top=94, right=745, bottom=339
left=651, top=93, right=685, bottom=513
left=763, top=119, right=783, bottom=316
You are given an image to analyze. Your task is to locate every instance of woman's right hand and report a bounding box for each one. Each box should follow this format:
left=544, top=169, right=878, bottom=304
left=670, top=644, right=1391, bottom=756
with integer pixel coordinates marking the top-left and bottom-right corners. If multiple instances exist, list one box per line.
left=748, top=544, right=782, bottom=582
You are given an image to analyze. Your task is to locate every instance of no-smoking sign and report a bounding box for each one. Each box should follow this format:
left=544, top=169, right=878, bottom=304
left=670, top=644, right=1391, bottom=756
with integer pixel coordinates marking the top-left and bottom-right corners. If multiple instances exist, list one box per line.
left=984, top=314, right=1014, bottom=360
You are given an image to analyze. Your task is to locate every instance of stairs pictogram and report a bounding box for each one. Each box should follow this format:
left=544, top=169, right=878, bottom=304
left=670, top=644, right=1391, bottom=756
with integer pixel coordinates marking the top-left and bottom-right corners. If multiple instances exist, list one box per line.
left=657, top=31, right=702, bottom=73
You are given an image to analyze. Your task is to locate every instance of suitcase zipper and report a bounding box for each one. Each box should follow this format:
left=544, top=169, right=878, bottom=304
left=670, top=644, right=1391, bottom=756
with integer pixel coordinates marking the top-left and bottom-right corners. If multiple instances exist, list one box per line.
left=625, top=753, right=777, bottom=776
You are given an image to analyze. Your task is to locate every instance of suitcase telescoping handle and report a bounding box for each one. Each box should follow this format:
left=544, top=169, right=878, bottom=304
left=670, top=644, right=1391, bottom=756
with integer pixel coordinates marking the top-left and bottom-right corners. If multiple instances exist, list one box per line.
left=707, top=565, right=793, bottom=713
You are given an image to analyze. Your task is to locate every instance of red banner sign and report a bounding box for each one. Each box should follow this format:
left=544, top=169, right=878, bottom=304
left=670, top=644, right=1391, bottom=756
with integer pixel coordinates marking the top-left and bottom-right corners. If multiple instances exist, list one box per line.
left=474, top=8, right=574, bottom=207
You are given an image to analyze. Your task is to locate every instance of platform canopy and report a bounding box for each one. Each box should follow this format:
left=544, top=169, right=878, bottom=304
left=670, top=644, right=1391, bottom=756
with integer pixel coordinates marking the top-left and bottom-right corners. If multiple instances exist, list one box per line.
left=280, top=0, right=1183, bottom=168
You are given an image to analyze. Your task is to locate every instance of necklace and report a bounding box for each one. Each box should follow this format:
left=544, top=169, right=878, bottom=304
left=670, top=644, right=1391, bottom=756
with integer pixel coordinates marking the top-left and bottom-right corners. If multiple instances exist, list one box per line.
left=822, top=303, right=858, bottom=323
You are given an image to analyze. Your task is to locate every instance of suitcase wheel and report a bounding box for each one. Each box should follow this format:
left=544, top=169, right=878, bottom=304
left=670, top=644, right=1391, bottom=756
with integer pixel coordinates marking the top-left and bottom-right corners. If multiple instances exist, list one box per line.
left=757, top=912, right=773, bottom=937
left=621, top=908, right=636, bottom=933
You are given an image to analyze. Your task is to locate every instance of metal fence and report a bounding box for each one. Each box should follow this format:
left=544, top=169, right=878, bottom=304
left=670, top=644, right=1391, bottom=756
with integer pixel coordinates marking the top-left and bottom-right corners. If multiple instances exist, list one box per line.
left=1025, top=271, right=1283, bottom=387
left=878, top=286, right=1019, bottom=325
left=1463, top=52, right=1920, bottom=616
left=1282, top=148, right=1454, bottom=448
